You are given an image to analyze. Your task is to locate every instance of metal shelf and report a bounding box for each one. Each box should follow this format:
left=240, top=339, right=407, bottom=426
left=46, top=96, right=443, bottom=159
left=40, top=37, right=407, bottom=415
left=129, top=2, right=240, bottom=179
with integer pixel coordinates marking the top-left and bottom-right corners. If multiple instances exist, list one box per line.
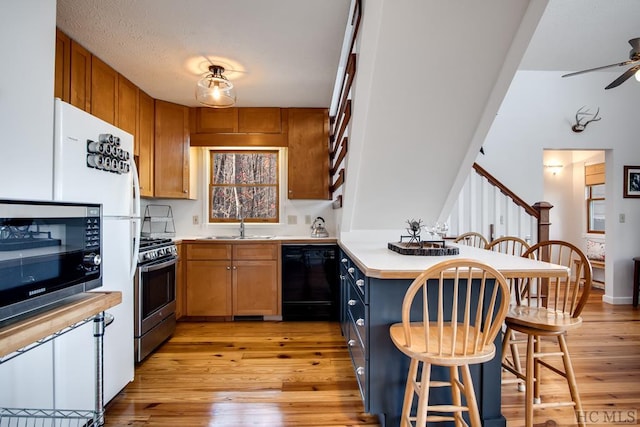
left=141, top=205, right=175, bottom=238
left=0, top=293, right=121, bottom=427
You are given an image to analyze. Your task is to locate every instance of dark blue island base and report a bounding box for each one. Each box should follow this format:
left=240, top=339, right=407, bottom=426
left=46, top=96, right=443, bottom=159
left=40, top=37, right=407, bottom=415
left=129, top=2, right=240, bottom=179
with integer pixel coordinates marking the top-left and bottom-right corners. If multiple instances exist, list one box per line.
left=340, top=251, right=507, bottom=427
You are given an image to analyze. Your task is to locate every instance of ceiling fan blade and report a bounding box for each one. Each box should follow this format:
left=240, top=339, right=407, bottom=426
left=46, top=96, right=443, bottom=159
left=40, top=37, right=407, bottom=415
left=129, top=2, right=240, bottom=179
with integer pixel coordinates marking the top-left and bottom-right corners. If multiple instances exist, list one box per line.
left=562, top=60, right=637, bottom=78
left=605, top=64, right=640, bottom=89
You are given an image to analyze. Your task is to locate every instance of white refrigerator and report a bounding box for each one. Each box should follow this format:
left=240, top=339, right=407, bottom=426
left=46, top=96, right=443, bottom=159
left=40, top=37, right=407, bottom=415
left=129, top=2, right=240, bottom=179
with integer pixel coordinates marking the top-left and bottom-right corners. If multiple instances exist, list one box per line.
left=51, top=98, right=140, bottom=408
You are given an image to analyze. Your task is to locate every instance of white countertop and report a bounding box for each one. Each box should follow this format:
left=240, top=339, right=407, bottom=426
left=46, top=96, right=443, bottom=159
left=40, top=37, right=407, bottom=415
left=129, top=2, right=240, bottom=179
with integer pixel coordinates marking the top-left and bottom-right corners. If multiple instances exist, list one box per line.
left=338, top=239, right=569, bottom=280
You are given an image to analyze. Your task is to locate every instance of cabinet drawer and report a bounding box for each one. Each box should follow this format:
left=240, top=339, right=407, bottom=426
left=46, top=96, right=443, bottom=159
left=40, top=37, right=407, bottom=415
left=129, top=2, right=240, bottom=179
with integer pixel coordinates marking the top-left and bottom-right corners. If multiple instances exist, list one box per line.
left=348, top=320, right=367, bottom=403
left=347, top=290, right=366, bottom=346
left=233, top=243, right=277, bottom=260
left=186, top=244, right=231, bottom=260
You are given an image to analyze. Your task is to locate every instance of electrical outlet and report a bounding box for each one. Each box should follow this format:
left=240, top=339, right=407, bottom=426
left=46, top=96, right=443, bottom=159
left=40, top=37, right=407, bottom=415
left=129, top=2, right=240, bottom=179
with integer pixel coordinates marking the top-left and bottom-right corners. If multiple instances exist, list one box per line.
left=619, top=213, right=626, bottom=223
left=192, top=215, right=199, bottom=225
left=287, top=215, right=297, bottom=225
left=305, top=215, right=312, bottom=224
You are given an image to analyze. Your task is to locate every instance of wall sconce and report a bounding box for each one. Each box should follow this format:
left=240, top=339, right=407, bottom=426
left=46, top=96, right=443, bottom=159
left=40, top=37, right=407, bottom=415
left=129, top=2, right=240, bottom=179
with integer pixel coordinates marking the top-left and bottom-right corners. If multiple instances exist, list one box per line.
left=544, top=164, right=564, bottom=175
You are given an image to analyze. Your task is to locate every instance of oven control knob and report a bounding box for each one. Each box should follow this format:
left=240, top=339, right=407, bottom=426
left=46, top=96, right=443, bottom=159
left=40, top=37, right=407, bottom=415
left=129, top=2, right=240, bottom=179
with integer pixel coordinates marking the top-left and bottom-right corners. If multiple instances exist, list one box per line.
left=84, top=254, right=101, bottom=266
left=158, top=248, right=165, bottom=256
left=144, top=252, right=153, bottom=260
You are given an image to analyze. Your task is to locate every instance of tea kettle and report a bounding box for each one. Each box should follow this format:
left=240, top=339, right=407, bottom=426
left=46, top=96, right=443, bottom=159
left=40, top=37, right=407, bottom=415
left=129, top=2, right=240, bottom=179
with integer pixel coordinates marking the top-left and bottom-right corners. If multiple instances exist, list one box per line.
left=310, top=216, right=329, bottom=238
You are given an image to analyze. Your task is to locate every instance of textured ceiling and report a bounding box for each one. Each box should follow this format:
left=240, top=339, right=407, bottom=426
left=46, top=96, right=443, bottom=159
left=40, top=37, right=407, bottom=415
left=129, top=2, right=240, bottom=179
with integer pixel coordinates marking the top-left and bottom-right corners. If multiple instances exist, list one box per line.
left=56, top=0, right=351, bottom=108
left=56, top=0, right=640, bottom=109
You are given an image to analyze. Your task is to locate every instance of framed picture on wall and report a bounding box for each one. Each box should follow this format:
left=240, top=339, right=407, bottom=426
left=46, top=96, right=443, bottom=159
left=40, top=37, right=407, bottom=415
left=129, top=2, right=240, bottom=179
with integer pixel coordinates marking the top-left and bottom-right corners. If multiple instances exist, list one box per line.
left=623, top=165, right=640, bottom=198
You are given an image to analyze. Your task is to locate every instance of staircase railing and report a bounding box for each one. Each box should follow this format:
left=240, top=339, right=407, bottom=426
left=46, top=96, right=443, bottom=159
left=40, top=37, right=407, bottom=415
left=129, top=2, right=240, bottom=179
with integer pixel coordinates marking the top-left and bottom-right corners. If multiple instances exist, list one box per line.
left=446, top=163, right=551, bottom=244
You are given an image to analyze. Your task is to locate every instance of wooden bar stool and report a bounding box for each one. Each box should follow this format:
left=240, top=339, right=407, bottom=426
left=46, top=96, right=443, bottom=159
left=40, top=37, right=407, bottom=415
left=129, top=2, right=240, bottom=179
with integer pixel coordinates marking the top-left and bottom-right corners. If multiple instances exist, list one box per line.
left=389, top=259, right=510, bottom=427
left=501, top=240, right=592, bottom=427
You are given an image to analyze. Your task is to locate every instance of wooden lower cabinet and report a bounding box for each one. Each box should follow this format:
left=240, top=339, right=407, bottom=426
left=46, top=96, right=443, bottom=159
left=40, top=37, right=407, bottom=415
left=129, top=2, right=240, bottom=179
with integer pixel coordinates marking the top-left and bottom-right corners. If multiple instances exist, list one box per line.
left=185, top=242, right=280, bottom=318
left=186, top=260, right=233, bottom=316
left=233, top=260, right=278, bottom=316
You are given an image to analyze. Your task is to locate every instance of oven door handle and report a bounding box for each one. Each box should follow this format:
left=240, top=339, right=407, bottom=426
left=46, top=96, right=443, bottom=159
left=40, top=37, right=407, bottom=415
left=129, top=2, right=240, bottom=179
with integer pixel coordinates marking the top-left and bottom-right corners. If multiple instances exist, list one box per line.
left=139, top=257, right=177, bottom=273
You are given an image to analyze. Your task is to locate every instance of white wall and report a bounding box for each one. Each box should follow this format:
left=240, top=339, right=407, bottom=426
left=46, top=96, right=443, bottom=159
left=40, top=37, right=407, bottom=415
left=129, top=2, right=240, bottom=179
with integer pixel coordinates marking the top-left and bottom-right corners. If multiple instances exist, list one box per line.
left=478, top=71, right=640, bottom=303
left=0, top=0, right=56, bottom=201
left=340, top=0, right=546, bottom=234
left=145, top=148, right=336, bottom=238
left=0, top=0, right=57, bottom=409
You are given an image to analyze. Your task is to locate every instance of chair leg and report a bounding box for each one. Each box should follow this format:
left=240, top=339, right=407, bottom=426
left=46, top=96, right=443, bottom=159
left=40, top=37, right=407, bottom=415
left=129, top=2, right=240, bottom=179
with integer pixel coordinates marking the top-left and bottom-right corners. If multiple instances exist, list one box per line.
left=533, top=335, right=541, bottom=404
left=401, top=359, right=419, bottom=427
left=415, top=361, right=431, bottom=427
left=501, top=326, right=525, bottom=391
left=525, top=334, right=535, bottom=427
left=558, top=334, right=585, bottom=427
left=460, top=364, right=482, bottom=427
left=449, top=366, right=463, bottom=427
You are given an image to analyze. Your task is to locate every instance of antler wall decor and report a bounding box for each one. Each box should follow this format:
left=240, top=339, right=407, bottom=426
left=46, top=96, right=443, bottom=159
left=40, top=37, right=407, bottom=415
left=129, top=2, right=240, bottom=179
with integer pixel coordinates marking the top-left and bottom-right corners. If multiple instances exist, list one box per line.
left=571, top=106, right=601, bottom=132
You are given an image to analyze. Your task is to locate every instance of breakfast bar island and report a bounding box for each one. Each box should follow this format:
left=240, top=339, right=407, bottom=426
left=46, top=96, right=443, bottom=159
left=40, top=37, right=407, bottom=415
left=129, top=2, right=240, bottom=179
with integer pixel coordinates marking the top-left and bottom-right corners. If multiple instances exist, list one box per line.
left=338, top=237, right=569, bottom=427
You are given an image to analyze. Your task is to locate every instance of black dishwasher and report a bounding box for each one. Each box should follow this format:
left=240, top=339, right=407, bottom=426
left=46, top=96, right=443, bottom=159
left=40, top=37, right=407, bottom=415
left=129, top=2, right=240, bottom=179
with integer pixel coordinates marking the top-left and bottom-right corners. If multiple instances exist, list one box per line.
left=282, top=244, right=339, bottom=320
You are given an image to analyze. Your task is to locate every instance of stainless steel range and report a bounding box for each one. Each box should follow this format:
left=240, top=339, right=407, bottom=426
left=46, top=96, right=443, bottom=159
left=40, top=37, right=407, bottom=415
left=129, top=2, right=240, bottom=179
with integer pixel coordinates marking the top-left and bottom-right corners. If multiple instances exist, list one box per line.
left=134, top=237, right=177, bottom=362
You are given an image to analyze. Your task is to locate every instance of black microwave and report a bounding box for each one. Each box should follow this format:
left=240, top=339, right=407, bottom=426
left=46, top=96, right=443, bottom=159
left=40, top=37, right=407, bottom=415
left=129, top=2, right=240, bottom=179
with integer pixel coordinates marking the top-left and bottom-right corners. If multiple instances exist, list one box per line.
left=0, top=199, right=102, bottom=324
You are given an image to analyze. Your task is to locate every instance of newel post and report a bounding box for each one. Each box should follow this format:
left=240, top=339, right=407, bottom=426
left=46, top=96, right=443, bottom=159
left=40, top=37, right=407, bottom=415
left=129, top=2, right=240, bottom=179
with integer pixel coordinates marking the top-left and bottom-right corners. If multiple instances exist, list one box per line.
left=533, top=201, right=553, bottom=245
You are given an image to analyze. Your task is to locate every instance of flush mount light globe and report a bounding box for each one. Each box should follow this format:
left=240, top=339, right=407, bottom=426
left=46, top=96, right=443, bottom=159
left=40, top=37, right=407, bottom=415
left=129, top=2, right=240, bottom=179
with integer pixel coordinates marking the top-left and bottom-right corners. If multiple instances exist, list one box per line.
left=195, top=65, right=236, bottom=108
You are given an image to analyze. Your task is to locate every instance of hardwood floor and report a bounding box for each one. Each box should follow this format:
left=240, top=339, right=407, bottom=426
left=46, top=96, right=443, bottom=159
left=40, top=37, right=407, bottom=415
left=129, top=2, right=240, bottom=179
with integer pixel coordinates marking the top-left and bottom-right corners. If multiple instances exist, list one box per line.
left=105, top=289, right=639, bottom=426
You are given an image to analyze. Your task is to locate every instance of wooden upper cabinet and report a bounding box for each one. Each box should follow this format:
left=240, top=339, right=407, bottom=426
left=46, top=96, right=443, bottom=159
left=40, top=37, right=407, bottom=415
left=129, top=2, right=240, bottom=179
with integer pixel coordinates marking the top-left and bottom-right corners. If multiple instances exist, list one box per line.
left=238, top=108, right=281, bottom=133
left=116, top=76, right=139, bottom=152
left=137, top=90, right=154, bottom=198
left=54, top=29, right=71, bottom=102
left=154, top=100, right=190, bottom=198
left=195, top=107, right=238, bottom=133
left=192, top=107, right=282, bottom=133
left=69, top=40, right=92, bottom=111
left=287, top=108, right=330, bottom=200
left=91, top=56, right=118, bottom=124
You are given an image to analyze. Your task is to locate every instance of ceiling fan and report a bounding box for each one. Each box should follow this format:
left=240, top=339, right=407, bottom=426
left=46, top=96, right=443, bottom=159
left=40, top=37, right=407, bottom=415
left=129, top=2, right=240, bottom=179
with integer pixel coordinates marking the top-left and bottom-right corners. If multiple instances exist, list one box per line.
left=562, top=38, right=640, bottom=89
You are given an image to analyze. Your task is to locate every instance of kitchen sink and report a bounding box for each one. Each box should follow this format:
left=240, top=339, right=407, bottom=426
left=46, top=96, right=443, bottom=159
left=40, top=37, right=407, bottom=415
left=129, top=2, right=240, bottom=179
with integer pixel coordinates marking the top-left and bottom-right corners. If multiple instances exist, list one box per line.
left=237, top=235, right=275, bottom=240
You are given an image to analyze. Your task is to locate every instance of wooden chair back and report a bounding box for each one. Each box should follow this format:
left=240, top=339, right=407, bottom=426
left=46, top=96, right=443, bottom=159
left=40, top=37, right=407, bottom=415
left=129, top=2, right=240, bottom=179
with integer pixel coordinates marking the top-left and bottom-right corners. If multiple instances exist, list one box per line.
left=486, top=236, right=532, bottom=304
left=486, top=236, right=531, bottom=256
left=520, top=240, right=593, bottom=318
left=453, top=232, right=489, bottom=249
left=399, top=259, right=510, bottom=358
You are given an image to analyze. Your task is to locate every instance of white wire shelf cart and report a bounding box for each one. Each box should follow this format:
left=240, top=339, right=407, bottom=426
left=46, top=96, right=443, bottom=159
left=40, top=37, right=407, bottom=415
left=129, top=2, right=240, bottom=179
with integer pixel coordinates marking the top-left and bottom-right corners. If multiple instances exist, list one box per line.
left=141, top=205, right=175, bottom=239
left=0, top=292, right=122, bottom=427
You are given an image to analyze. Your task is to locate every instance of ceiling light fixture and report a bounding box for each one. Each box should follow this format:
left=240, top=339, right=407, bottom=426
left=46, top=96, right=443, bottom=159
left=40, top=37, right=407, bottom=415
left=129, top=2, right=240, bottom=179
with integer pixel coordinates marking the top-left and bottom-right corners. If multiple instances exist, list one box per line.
left=195, top=65, right=236, bottom=108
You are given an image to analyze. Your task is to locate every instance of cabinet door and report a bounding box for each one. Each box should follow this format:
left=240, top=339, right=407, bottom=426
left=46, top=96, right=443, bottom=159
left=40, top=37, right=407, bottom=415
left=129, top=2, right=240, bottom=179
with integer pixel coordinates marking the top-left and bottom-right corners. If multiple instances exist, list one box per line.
left=116, top=75, right=138, bottom=153
left=69, top=40, right=91, bottom=111
left=287, top=108, right=330, bottom=199
left=54, top=29, right=71, bottom=102
left=238, top=108, right=281, bottom=133
left=91, top=56, right=118, bottom=124
left=154, top=100, right=190, bottom=198
left=186, top=260, right=232, bottom=316
left=194, top=107, right=238, bottom=133
left=233, top=260, right=279, bottom=316
left=137, top=90, right=154, bottom=197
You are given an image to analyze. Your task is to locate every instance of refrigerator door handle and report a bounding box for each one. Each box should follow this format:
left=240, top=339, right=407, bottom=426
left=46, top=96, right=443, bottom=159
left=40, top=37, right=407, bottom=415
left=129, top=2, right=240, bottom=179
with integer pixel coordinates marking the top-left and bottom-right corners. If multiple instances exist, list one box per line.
left=130, top=158, right=142, bottom=279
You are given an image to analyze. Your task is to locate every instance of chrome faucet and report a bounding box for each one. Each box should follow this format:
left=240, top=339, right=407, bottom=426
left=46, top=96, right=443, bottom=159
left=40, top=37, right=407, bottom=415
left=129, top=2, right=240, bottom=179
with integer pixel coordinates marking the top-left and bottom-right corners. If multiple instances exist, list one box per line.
left=239, top=216, right=245, bottom=238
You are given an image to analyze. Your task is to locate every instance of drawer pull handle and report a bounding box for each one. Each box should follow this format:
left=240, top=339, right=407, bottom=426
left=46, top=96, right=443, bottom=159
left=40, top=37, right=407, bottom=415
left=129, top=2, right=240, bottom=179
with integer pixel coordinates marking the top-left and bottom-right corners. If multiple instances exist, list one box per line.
left=356, top=318, right=365, bottom=326
left=356, top=279, right=364, bottom=288
left=348, top=339, right=356, bottom=347
left=348, top=299, right=357, bottom=306
left=348, top=267, right=355, bottom=274
left=356, top=367, right=365, bottom=376
left=341, top=258, right=348, bottom=263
